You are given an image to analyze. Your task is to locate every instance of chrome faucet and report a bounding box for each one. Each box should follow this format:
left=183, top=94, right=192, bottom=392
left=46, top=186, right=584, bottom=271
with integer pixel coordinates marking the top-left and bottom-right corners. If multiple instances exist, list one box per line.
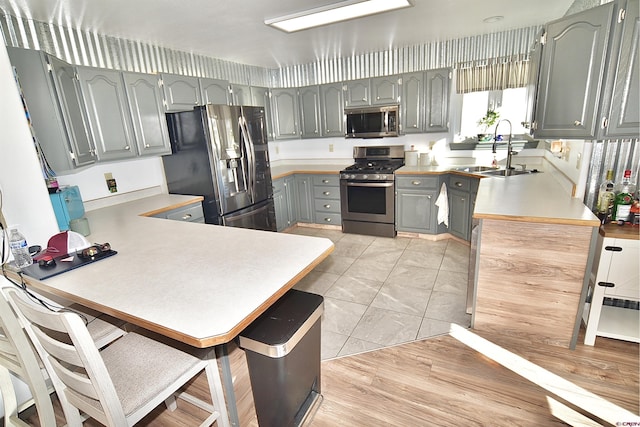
left=492, top=119, right=516, bottom=170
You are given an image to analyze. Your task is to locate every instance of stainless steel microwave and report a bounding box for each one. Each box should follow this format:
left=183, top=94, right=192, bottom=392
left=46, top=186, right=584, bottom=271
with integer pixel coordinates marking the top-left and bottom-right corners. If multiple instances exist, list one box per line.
left=344, top=105, right=399, bottom=138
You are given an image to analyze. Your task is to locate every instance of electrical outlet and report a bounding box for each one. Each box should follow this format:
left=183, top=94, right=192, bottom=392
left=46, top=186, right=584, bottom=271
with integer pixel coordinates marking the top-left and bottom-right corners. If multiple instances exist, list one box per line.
left=329, top=144, right=334, bottom=153
left=104, top=173, right=117, bottom=193
left=576, top=152, right=582, bottom=170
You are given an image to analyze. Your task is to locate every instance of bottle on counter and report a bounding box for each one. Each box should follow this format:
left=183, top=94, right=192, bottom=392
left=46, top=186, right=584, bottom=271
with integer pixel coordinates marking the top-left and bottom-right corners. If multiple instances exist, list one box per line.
left=8, top=226, right=32, bottom=268
left=595, top=170, right=615, bottom=224
left=613, top=169, right=636, bottom=224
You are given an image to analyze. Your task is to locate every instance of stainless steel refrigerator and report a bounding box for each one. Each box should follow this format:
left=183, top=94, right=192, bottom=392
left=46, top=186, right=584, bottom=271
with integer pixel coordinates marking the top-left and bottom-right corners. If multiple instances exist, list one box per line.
left=163, top=105, right=276, bottom=231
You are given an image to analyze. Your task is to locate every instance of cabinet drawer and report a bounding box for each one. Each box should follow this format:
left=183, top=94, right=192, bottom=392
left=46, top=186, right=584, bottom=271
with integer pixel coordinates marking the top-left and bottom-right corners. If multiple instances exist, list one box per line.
left=165, top=203, right=204, bottom=222
left=396, top=176, right=439, bottom=190
left=314, top=199, right=341, bottom=213
left=313, top=175, right=339, bottom=186
left=449, top=176, right=471, bottom=192
left=314, top=186, right=339, bottom=199
left=315, top=212, right=341, bottom=225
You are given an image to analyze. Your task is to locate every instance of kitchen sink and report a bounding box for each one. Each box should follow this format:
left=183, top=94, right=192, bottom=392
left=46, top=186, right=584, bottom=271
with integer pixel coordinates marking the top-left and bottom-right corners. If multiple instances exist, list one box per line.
left=453, top=166, right=496, bottom=173
left=481, top=169, right=540, bottom=177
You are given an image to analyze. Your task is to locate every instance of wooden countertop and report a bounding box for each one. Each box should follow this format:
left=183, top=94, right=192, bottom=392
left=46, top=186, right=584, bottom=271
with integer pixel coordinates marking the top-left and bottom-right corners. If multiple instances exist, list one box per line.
left=473, top=173, right=600, bottom=227
left=271, top=163, right=350, bottom=179
left=13, top=194, right=334, bottom=348
left=600, top=223, right=640, bottom=240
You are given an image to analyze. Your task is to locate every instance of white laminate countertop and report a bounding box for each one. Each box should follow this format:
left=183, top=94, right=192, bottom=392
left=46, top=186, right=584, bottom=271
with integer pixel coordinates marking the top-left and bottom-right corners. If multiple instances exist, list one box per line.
left=17, top=194, right=334, bottom=347
left=473, top=173, right=599, bottom=226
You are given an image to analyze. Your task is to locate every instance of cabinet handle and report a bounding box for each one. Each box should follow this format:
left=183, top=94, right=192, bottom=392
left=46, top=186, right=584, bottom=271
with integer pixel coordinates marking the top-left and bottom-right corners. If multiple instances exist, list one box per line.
left=124, top=145, right=130, bottom=151
left=573, top=120, right=582, bottom=126
left=461, top=198, right=465, bottom=201
left=324, top=218, right=332, bottom=222
left=323, top=191, right=331, bottom=196
left=427, top=195, right=431, bottom=199
left=597, top=281, right=615, bottom=287
left=455, top=181, right=463, bottom=187
left=604, top=246, right=623, bottom=252
left=362, top=98, right=366, bottom=101
left=412, top=181, right=421, bottom=185
left=412, top=124, right=418, bottom=128
left=324, top=204, right=331, bottom=209
left=181, top=214, right=192, bottom=220
left=376, top=96, right=380, bottom=100
left=144, top=143, right=150, bottom=148
left=322, top=179, right=329, bottom=183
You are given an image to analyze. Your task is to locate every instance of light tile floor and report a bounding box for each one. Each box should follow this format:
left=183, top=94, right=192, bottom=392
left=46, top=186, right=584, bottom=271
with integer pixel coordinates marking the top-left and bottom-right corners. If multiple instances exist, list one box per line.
left=288, top=226, right=472, bottom=360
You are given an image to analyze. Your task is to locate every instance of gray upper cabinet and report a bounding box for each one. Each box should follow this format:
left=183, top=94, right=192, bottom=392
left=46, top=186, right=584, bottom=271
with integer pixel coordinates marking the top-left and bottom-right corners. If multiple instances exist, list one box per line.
left=271, top=88, right=300, bottom=140
left=424, top=68, right=451, bottom=133
left=7, top=47, right=95, bottom=172
left=250, top=86, right=275, bottom=140
left=76, top=67, right=137, bottom=162
left=371, top=76, right=401, bottom=105
left=319, top=83, right=345, bottom=137
left=299, top=86, right=322, bottom=138
left=344, top=79, right=371, bottom=107
left=160, top=74, right=201, bottom=111
left=535, top=2, right=616, bottom=138
left=401, top=72, right=424, bottom=134
left=230, top=84, right=251, bottom=106
left=601, top=0, right=639, bottom=138
left=48, top=56, right=97, bottom=168
left=122, top=72, right=171, bottom=157
left=200, top=77, right=230, bottom=105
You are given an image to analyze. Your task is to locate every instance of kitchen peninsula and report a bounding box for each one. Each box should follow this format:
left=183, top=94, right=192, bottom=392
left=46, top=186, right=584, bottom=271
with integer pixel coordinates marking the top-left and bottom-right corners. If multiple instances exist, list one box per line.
left=471, top=173, right=600, bottom=348
left=5, top=194, right=334, bottom=425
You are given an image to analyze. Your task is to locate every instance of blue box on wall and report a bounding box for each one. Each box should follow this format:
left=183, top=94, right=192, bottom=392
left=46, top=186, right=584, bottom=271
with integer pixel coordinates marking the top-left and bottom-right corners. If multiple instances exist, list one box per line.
left=49, top=186, right=85, bottom=231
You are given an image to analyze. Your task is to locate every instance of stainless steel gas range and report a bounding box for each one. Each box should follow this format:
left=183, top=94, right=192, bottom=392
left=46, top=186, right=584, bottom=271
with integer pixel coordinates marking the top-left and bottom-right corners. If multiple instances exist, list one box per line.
left=340, top=145, right=405, bottom=238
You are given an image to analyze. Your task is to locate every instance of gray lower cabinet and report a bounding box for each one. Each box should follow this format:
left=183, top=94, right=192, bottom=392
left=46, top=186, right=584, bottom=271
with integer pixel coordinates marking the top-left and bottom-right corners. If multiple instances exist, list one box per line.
left=7, top=47, right=96, bottom=172
left=271, top=88, right=300, bottom=140
left=151, top=201, right=204, bottom=223
left=395, top=175, right=439, bottom=234
left=122, top=72, right=171, bottom=157
left=534, top=1, right=616, bottom=138
left=299, top=86, right=322, bottom=138
left=447, top=175, right=479, bottom=241
left=312, top=175, right=341, bottom=225
left=160, top=74, right=201, bottom=111
left=319, top=83, right=345, bottom=137
left=76, top=67, right=137, bottom=162
left=273, top=175, right=298, bottom=231
left=294, top=175, right=314, bottom=223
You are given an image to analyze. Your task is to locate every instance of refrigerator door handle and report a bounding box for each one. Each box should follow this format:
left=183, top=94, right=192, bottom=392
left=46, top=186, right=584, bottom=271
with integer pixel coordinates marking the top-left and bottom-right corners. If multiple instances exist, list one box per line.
left=239, top=115, right=256, bottom=202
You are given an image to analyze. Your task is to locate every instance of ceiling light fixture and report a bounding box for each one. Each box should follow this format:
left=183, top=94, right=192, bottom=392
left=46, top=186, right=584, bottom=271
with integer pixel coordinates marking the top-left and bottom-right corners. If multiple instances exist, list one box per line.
left=483, top=15, right=504, bottom=24
left=265, top=0, right=413, bottom=33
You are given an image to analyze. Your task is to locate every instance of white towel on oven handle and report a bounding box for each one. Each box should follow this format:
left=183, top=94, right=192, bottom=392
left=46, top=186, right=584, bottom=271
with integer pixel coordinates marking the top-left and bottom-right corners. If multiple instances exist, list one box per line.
left=435, top=182, right=449, bottom=227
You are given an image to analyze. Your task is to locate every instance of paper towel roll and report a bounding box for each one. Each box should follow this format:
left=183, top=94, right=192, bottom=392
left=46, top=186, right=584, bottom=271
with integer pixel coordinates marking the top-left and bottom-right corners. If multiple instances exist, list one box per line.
left=405, top=151, right=419, bottom=166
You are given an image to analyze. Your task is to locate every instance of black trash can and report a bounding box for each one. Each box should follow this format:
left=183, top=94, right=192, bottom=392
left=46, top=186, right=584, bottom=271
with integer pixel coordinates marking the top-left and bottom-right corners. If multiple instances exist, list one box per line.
left=238, top=289, right=324, bottom=427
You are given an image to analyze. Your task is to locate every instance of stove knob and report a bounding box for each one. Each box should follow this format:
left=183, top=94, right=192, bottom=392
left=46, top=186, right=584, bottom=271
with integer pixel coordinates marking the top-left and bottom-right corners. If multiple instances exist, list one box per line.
left=350, top=174, right=356, bottom=179
left=362, top=174, right=368, bottom=180
left=374, top=174, right=380, bottom=180
left=381, top=174, right=387, bottom=180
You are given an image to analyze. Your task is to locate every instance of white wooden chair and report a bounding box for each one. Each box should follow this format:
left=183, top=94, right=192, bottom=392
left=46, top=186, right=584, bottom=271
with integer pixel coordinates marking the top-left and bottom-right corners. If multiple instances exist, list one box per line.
left=5, top=287, right=230, bottom=427
left=0, top=289, right=127, bottom=426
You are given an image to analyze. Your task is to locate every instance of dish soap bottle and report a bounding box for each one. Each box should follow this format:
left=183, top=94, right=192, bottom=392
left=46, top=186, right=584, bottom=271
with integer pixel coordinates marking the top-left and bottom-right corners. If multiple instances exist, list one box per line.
left=8, top=226, right=32, bottom=268
left=491, top=156, right=498, bottom=168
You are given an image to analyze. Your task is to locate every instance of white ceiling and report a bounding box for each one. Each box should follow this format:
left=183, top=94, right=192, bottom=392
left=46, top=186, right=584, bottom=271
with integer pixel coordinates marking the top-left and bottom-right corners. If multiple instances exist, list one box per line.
left=0, top=0, right=575, bottom=69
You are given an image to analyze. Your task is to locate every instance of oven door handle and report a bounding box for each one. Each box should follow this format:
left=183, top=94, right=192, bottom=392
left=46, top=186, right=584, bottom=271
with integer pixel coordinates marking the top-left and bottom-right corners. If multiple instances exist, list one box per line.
left=344, top=181, right=394, bottom=188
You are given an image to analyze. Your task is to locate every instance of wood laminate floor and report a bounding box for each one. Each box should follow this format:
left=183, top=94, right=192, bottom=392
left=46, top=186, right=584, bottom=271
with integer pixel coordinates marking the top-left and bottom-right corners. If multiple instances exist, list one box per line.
left=21, top=326, right=639, bottom=426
